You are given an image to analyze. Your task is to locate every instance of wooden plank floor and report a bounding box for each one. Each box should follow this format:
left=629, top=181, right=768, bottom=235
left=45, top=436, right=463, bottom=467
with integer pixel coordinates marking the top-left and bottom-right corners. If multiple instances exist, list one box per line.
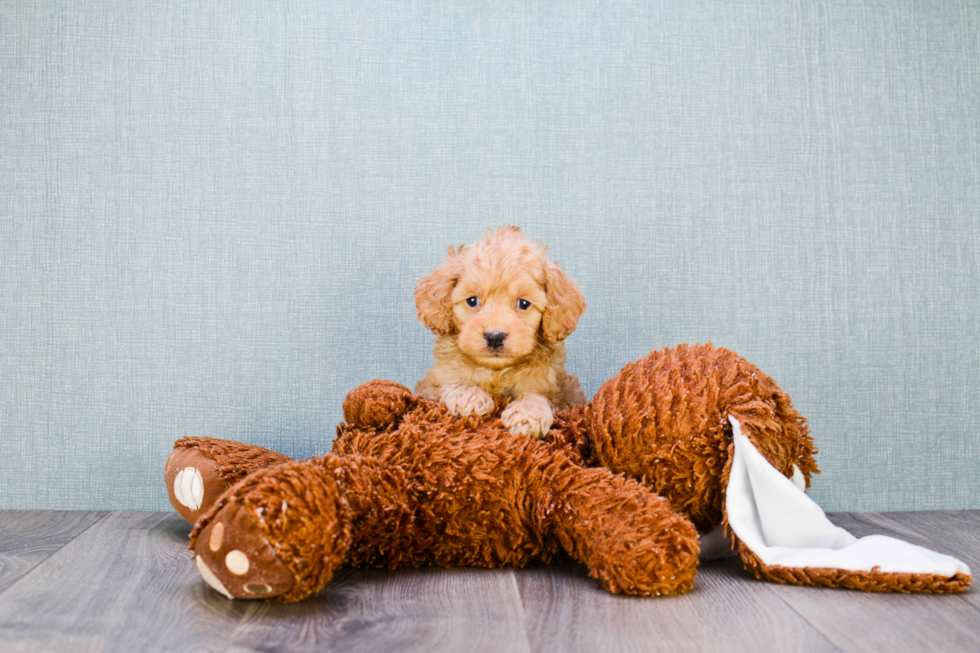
left=0, top=510, right=976, bottom=652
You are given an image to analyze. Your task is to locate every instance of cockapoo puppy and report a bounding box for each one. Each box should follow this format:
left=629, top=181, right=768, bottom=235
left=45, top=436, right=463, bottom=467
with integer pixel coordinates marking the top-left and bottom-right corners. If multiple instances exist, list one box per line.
left=415, top=227, right=586, bottom=437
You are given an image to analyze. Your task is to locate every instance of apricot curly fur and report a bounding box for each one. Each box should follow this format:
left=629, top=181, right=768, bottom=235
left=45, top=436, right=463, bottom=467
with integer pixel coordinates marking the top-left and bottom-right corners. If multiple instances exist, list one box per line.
left=414, top=227, right=587, bottom=437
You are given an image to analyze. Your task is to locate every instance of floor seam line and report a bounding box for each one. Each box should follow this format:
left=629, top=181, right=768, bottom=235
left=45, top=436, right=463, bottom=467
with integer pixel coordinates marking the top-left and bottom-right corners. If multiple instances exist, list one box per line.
left=756, top=580, right=844, bottom=652
left=509, top=570, right=536, bottom=653
left=0, top=510, right=111, bottom=602
left=872, top=512, right=980, bottom=618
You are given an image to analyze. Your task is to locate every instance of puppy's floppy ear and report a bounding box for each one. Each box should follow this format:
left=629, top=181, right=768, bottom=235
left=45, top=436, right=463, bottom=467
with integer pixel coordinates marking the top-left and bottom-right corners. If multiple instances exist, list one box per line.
left=542, top=260, right=586, bottom=344
left=415, top=246, right=462, bottom=336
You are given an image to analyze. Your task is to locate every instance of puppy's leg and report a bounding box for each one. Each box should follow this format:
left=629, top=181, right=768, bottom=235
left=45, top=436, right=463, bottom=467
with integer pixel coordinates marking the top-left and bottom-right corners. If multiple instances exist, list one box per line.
left=502, top=393, right=554, bottom=438
left=440, top=383, right=496, bottom=417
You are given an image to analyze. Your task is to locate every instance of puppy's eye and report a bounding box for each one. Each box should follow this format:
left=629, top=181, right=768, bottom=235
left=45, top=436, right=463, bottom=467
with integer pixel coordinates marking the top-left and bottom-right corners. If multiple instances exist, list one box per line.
left=517, top=299, right=531, bottom=311
left=466, top=296, right=480, bottom=308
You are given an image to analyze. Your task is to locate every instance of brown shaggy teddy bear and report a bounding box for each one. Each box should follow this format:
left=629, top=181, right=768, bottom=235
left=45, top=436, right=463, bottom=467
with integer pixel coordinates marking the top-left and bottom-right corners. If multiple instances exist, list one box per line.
left=165, top=344, right=971, bottom=603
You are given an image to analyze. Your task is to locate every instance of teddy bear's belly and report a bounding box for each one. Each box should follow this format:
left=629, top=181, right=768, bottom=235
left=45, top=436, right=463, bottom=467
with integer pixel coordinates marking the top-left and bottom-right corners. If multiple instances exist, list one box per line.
left=338, top=423, right=570, bottom=570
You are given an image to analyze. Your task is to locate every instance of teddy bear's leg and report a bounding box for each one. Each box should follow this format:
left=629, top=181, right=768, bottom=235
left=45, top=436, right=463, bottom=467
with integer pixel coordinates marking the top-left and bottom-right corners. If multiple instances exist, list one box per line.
left=190, top=453, right=415, bottom=603
left=189, top=457, right=351, bottom=602
left=165, top=437, right=292, bottom=524
left=533, top=461, right=700, bottom=596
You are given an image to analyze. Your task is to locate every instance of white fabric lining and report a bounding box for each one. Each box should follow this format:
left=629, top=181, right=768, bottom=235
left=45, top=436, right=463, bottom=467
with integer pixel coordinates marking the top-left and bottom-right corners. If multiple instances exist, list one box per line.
left=725, top=416, right=970, bottom=577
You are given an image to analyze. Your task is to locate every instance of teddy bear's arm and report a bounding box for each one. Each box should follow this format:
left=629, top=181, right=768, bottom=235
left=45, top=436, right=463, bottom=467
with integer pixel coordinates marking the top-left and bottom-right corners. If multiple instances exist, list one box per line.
left=342, top=380, right=417, bottom=429
left=529, top=456, right=700, bottom=596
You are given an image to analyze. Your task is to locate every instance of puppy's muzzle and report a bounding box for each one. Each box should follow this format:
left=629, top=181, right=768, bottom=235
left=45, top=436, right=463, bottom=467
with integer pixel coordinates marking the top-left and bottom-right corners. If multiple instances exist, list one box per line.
left=484, top=331, right=507, bottom=351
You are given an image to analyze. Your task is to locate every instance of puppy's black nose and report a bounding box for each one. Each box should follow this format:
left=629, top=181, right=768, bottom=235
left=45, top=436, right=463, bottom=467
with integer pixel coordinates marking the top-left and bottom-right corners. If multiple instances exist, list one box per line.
left=484, top=331, right=507, bottom=350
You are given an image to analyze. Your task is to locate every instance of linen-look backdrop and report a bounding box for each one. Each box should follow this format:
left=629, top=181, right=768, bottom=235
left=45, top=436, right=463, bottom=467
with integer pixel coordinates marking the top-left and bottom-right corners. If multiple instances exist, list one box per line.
left=1, top=1, right=978, bottom=512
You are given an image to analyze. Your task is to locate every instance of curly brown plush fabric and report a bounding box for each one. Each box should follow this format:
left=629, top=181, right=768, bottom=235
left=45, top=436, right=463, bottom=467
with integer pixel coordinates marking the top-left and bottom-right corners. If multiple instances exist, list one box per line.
left=181, top=371, right=704, bottom=602
left=172, top=436, right=292, bottom=484
left=334, top=389, right=700, bottom=595
left=170, top=343, right=970, bottom=603
left=588, top=343, right=817, bottom=533
left=190, top=457, right=354, bottom=603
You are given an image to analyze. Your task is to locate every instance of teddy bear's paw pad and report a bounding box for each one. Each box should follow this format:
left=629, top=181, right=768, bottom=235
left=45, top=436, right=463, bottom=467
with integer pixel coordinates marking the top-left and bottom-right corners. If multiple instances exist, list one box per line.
left=195, top=555, right=232, bottom=598
left=173, top=467, right=203, bottom=510
left=193, top=503, right=295, bottom=600
left=442, top=385, right=496, bottom=417
left=501, top=396, right=554, bottom=438
left=165, top=446, right=228, bottom=523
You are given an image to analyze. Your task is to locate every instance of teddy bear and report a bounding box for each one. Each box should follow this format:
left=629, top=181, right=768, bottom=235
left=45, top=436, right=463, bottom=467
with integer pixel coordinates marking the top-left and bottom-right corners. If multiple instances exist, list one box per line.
left=165, top=344, right=971, bottom=603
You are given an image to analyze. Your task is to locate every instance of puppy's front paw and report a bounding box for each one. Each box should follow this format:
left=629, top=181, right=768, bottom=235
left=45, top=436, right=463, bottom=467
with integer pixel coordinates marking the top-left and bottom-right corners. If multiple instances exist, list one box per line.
left=501, top=395, right=554, bottom=438
left=442, top=384, right=496, bottom=416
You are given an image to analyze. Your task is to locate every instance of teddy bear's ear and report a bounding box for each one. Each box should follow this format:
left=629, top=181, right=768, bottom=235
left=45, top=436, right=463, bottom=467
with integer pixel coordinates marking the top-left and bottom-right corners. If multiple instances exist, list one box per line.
left=415, top=246, right=462, bottom=336
left=542, top=260, right=586, bottom=344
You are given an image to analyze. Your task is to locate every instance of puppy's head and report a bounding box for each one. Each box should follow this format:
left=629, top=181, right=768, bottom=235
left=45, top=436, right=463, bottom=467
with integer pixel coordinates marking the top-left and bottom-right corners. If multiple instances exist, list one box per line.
left=415, top=227, right=585, bottom=369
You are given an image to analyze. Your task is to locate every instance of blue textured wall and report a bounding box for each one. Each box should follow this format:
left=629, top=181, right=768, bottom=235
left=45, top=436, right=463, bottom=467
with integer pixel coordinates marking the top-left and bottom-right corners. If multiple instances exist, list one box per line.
left=1, top=1, right=978, bottom=512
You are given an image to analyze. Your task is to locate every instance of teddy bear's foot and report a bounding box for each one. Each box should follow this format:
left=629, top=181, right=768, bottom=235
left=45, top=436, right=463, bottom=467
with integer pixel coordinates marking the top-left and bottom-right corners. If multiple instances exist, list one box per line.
left=165, top=437, right=293, bottom=524
left=192, top=503, right=296, bottom=600
left=189, top=457, right=353, bottom=603
left=165, top=443, right=227, bottom=524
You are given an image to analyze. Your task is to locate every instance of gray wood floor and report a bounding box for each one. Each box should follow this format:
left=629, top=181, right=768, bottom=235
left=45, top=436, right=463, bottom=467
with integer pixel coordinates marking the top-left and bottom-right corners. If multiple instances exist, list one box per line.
left=0, top=510, right=976, bottom=652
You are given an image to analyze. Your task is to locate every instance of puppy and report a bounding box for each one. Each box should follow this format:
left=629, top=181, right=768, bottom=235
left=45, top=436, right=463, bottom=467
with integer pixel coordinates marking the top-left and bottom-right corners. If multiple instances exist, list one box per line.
left=415, top=227, right=586, bottom=437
